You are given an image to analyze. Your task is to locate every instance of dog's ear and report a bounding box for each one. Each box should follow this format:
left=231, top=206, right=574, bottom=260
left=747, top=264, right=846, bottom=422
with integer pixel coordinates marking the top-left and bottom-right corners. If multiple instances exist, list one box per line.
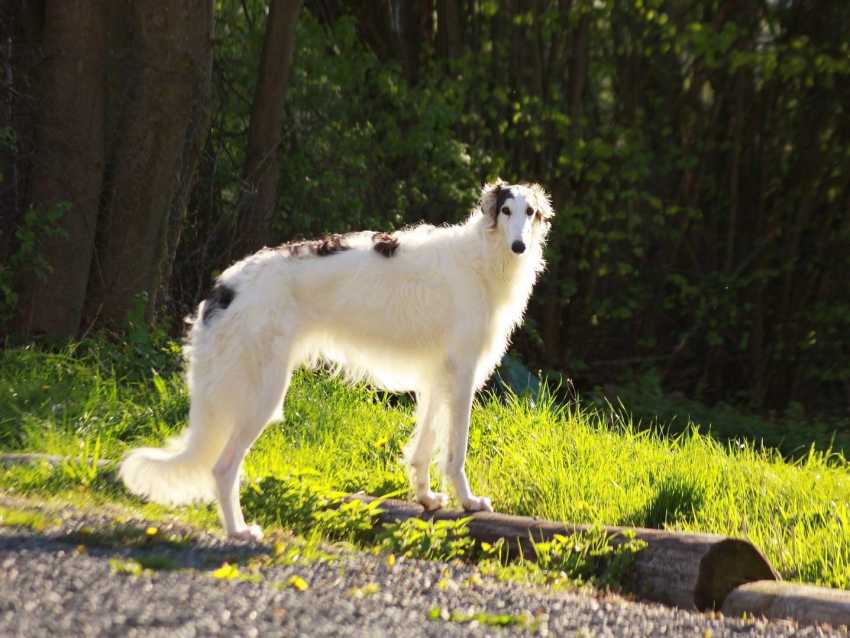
left=527, top=183, right=554, bottom=219
left=480, top=179, right=508, bottom=219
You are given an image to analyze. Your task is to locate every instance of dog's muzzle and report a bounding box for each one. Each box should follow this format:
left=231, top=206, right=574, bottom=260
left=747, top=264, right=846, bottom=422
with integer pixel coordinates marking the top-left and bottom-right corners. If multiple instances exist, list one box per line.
left=511, top=240, right=526, bottom=254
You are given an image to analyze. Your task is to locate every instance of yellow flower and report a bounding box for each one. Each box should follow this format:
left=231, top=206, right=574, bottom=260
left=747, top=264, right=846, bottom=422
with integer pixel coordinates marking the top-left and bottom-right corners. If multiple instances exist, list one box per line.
left=211, top=562, right=240, bottom=580
left=288, top=575, right=309, bottom=591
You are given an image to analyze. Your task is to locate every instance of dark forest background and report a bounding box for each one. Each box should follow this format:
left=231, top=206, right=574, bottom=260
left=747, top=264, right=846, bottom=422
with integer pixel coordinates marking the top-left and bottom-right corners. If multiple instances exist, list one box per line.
left=1, top=0, right=848, bottom=417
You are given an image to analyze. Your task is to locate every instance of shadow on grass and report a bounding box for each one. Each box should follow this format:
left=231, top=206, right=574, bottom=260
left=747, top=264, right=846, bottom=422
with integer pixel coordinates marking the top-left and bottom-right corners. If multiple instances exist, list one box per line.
left=590, top=373, right=850, bottom=464
left=619, top=474, right=706, bottom=530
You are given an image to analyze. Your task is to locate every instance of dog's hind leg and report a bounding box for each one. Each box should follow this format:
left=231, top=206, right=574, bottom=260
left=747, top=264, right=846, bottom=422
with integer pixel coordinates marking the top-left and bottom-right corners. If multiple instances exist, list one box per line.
left=213, top=360, right=293, bottom=541
left=404, top=390, right=449, bottom=511
left=441, top=364, right=493, bottom=513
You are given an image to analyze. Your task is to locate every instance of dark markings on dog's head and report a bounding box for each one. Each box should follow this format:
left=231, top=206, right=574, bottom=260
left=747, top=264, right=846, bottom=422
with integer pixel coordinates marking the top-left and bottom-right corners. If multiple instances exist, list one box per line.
left=495, top=186, right=515, bottom=216
left=278, top=234, right=350, bottom=257
left=202, top=283, right=235, bottom=324
left=372, top=232, right=399, bottom=258
left=486, top=184, right=515, bottom=228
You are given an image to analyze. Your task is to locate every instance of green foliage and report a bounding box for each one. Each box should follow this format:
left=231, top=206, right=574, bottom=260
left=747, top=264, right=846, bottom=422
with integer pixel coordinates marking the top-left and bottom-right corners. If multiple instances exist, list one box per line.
left=531, top=528, right=647, bottom=588
left=456, top=1, right=850, bottom=409
left=136, top=554, right=179, bottom=571
left=0, top=505, right=53, bottom=532
left=58, top=437, right=105, bottom=489
left=109, top=558, right=145, bottom=577
left=276, top=14, right=481, bottom=236
left=109, top=554, right=180, bottom=576
left=380, top=517, right=475, bottom=562
left=184, top=1, right=850, bottom=413
left=241, top=475, right=388, bottom=544
left=185, top=4, right=481, bottom=284
left=0, top=203, right=69, bottom=323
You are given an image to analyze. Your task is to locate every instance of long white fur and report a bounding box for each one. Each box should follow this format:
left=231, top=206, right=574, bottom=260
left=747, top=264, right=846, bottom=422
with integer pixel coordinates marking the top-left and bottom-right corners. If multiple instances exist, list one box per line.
left=119, top=180, right=554, bottom=540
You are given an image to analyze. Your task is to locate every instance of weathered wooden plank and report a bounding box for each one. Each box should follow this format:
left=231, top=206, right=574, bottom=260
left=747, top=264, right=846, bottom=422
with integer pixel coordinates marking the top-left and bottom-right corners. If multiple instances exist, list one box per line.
left=349, top=495, right=778, bottom=611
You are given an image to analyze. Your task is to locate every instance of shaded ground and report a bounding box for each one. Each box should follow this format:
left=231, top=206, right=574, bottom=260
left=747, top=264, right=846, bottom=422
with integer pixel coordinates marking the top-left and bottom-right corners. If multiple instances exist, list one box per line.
left=0, top=497, right=843, bottom=637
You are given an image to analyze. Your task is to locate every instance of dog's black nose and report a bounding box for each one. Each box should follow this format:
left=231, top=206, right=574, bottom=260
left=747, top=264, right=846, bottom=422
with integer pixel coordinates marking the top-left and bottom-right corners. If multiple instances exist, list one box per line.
left=511, top=241, right=526, bottom=254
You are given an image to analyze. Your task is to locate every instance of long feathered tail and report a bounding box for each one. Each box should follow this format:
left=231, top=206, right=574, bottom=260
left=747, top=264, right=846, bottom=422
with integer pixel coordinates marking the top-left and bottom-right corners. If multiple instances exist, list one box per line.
left=120, top=306, right=232, bottom=506
left=118, top=415, right=229, bottom=505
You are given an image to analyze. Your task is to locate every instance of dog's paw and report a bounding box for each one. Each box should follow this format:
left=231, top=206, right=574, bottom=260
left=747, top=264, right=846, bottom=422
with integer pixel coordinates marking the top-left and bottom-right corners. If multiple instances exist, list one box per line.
left=418, top=490, right=449, bottom=511
left=228, top=523, right=263, bottom=542
left=461, top=496, right=493, bottom=513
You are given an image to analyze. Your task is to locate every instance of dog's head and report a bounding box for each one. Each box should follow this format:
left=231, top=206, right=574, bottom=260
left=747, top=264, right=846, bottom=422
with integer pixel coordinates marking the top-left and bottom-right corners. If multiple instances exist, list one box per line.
left=480, top=179, right=554, bottom=254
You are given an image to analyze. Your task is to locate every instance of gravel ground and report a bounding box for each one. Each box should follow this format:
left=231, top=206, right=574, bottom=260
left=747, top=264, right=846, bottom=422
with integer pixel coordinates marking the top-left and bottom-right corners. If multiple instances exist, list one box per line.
left=0, top=500, right=845, bottom=638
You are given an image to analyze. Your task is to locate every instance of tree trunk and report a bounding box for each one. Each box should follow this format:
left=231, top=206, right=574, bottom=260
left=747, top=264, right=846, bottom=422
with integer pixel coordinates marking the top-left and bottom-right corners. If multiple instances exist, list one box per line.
left=232, top=0, right=301, bottom=261
left=84, top=0, right=213, bottom=327
left=159, top=9, right=216, bottom=320
left=13, top=0, right=106, bottom=336
left=436, top=0, right=462, bottom=60
left=397, top=0, right=430, bottom=86
left=567, top=11, right=590, bottom=125
left=0, top=1, right=37, bottom=266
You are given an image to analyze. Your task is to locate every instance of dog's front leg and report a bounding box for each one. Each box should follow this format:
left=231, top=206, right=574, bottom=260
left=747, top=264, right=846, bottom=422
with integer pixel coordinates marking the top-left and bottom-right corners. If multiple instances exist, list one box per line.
left=444, top=370, right=493, bottom=513
left=406, top=391, right=449, bottom=511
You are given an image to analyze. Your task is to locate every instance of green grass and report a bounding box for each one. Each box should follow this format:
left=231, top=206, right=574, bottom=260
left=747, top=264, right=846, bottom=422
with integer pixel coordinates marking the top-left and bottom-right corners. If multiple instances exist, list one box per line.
left=1, top=340, right=849, bottom=589
left=0, top=504, right=54, bottom=531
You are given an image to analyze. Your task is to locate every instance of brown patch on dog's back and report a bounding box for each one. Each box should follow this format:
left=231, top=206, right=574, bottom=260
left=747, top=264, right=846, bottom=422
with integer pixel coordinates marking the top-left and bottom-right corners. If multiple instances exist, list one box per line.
left=278, top=234, right=350, bottom=257
left=372, top=232, right=399, bottom=258
left=316, top=234, right=349, bottom=256
left=202, top=283, right=235, bottom=324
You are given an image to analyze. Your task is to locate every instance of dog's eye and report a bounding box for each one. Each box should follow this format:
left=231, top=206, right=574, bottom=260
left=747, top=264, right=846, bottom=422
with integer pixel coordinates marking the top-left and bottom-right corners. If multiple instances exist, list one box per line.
left=501, top=206, right=511, bottom=216
left=526, top=207, right=534, bottom=217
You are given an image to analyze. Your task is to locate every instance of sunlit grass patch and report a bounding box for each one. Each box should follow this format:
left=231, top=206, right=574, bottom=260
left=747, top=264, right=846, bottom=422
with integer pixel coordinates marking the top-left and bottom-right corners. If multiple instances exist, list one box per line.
left=2, top=340, right=850, bottom=588
left=0, top=505, right=54, bottom=532
left=109, top=558, right=145, bottom=576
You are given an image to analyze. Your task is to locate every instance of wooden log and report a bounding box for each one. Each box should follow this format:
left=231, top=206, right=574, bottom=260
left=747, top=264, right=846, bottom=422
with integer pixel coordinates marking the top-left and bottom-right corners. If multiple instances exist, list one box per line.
left=723, top=580, right=850, bottom=627
left=350, top=495, right=778, bottom=611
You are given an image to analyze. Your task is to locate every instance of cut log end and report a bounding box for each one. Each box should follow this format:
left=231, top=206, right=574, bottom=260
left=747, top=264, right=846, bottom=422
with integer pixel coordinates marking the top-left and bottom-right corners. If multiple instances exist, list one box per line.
left=695, top=538, right=780, bottom=611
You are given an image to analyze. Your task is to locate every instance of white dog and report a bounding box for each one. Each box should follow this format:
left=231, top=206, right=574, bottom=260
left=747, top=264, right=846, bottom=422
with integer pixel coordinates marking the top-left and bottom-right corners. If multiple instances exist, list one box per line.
left=120, top=180, right=554, bottom=540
